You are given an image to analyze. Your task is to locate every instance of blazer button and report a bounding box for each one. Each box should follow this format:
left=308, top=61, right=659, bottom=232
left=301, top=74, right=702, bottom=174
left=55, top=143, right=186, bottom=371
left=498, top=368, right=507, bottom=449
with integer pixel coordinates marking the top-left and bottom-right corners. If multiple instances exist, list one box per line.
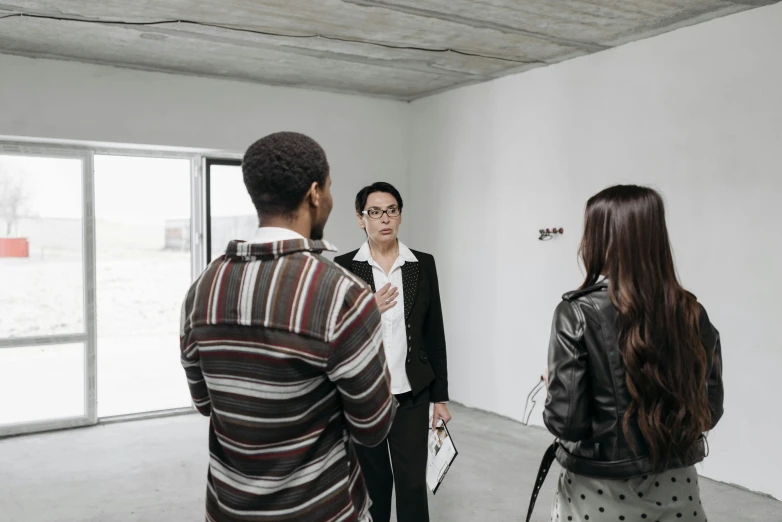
left=406, top=357, right=411, bottom=364
left=407, top=324, right=411, bottom=329
left=408, top=335, right=412, bottom=341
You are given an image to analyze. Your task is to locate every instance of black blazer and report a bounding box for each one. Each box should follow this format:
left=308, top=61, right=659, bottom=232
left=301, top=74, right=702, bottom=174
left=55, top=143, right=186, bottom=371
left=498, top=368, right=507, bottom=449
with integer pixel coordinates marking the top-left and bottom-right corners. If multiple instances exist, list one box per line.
left=334, top=248, right=449, bottom=403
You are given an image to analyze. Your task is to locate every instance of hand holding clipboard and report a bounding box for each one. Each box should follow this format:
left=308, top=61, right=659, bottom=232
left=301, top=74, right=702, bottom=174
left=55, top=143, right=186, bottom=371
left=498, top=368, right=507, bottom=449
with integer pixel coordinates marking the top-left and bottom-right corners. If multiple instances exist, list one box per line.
left=426, top=408, right=458, bottom=494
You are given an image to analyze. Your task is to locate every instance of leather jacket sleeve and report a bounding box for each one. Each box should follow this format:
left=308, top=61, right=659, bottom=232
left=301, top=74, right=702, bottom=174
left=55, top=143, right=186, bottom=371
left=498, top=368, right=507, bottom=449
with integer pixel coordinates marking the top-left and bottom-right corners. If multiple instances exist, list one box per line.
left=543, top=300, right=592, bottom=442
left=699, top=304, right=724, bottom=430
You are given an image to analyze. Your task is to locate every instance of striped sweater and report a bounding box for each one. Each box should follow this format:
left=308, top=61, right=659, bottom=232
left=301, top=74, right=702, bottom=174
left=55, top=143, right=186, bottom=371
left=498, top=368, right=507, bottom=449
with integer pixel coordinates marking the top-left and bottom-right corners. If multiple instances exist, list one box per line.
left=180, top=238, right=397, bottom=522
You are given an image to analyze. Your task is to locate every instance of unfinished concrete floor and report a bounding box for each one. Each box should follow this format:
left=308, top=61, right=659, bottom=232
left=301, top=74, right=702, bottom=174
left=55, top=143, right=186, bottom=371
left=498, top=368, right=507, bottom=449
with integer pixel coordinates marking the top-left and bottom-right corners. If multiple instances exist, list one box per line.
left=0, top=403, right=778, bottom=522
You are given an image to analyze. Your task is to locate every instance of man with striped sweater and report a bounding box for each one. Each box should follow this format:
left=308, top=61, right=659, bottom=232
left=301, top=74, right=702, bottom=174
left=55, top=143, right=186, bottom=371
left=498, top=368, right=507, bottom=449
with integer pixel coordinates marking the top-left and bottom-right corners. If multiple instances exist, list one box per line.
left=180, top=132, right=397, bottom=521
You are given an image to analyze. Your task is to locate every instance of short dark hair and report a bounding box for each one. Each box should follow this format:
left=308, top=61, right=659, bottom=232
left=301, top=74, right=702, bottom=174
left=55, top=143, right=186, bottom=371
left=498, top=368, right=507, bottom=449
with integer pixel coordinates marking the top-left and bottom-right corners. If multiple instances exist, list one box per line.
left=242, top=132, right=329, bottom=217
left=354, top=182, right=404, bottom=214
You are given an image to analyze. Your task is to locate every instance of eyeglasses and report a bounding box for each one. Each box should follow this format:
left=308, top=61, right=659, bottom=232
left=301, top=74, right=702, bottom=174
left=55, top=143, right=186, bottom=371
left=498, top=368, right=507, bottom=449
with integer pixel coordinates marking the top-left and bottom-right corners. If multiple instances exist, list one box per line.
left=362, top=207, right=401, bottom=220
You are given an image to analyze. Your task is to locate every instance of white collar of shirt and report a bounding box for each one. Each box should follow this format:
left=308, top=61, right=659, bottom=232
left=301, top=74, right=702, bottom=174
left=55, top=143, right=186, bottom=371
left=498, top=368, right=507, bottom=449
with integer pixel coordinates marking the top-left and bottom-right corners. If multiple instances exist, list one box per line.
left=353, top=240, right=418, bottom=266
left=251, top=227, right=307, bottom=244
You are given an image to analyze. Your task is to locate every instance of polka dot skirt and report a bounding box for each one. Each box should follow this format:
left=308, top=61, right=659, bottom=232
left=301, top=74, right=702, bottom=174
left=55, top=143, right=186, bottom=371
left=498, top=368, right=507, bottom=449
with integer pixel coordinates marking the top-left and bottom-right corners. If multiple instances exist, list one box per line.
left=551, top=466, right=706, bottom=522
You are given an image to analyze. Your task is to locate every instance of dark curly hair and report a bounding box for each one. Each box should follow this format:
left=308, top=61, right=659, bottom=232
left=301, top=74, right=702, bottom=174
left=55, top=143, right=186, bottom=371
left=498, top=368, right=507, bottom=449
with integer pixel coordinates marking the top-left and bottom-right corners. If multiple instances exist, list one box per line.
left=242, top=132, right=329, bottom=217
left=354, top=182, right=404, bottom=214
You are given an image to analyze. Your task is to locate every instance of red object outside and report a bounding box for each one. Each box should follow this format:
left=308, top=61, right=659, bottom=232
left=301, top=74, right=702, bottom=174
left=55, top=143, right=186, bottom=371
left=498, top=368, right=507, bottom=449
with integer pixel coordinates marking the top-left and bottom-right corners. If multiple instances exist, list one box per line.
left=0, top=238, right=29, bottom=257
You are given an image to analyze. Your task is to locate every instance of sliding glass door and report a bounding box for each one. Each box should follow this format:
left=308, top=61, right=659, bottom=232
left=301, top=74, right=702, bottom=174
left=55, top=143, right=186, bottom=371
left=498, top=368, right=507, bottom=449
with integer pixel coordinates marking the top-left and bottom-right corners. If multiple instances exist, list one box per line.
left=94, top=155, right=194, bottom=417
left=0, top=142, right=241, bottom=436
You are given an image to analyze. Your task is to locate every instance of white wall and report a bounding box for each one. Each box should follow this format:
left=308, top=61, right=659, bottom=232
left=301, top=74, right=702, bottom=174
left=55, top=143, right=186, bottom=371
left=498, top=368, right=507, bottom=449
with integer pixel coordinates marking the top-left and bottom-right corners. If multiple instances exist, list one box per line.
left=408, top=3, right=782, bottom=500
left=0, top=54, right=410, bottom=253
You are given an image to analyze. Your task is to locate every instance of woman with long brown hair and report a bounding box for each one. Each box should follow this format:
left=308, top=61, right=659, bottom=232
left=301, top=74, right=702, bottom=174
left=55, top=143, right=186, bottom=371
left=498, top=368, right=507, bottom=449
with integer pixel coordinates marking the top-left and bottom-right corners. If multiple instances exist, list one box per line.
left=543, top=185, right=724, bottom=522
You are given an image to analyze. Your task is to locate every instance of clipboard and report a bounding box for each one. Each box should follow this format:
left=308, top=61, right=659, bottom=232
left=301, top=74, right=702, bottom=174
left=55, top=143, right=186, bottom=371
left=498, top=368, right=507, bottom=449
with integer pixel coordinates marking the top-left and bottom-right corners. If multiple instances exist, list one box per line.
left=426, top=417, right=458, bottom=494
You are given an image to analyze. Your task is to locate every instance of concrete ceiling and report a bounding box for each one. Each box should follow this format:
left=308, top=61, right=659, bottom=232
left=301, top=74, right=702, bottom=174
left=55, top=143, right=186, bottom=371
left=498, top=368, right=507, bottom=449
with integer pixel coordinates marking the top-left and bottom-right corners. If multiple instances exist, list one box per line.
left=0, top=1, right=778, bottom=101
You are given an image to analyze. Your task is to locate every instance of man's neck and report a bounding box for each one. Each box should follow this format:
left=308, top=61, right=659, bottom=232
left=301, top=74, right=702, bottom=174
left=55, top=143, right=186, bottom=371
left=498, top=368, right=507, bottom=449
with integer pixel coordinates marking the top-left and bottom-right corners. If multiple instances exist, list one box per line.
left=259, top=216, right=311, bottom=239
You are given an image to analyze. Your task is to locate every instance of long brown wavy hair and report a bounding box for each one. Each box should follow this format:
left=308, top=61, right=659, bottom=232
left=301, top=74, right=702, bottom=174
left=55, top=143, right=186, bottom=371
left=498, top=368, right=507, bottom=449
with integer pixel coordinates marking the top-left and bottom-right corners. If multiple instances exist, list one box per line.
left=579, top=185, right=711, bottom=471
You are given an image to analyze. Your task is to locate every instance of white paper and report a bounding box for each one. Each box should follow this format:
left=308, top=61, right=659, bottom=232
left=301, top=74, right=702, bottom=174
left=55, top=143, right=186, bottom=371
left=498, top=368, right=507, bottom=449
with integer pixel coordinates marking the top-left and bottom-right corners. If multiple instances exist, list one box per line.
left=426, top=404, right=457, bottom=494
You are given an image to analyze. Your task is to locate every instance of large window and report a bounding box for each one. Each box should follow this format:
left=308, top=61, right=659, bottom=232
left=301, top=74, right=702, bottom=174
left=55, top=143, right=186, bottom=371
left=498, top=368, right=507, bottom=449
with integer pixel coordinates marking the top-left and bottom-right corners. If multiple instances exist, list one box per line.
left=0, top=143, right=244, bottom=436
left=0, top=151, right=93, bottom=432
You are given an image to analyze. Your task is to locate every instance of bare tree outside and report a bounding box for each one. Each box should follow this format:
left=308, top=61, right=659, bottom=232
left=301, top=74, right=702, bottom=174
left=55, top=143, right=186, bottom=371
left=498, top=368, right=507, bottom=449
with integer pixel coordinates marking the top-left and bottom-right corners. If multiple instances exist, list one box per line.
left=0, top=167, right=28, bottom=237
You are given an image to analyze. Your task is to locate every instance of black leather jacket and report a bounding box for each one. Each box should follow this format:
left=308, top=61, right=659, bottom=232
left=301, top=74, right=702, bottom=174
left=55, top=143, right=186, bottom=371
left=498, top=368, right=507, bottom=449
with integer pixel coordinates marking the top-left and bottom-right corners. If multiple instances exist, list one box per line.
left=543, top=281, right=724, bottom=479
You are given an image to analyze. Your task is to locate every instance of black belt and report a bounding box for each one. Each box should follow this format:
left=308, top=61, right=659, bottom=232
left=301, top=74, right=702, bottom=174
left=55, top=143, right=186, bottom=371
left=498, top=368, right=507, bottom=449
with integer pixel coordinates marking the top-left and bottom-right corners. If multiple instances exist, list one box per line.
left=526, top=441, right=558, bottom=522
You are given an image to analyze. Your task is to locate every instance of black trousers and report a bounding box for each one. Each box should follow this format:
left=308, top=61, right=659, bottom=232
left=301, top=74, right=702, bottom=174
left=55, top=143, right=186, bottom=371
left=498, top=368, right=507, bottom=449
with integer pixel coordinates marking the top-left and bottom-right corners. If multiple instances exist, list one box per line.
left=355, top=389, right=430, bottom=522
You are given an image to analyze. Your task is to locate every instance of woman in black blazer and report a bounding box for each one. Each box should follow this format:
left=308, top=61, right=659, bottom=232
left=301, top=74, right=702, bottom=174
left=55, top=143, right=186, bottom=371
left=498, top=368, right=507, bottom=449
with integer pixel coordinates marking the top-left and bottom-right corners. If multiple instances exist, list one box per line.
left=334, top=181, right=449, bottom=522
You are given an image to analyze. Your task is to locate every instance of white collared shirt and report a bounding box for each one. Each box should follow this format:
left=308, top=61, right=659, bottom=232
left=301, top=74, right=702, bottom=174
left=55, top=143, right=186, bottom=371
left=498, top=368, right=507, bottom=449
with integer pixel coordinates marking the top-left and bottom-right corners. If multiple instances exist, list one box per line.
left=251, top=227, right=306, bottom=244
left=354, top=240, right=417, bottom=395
